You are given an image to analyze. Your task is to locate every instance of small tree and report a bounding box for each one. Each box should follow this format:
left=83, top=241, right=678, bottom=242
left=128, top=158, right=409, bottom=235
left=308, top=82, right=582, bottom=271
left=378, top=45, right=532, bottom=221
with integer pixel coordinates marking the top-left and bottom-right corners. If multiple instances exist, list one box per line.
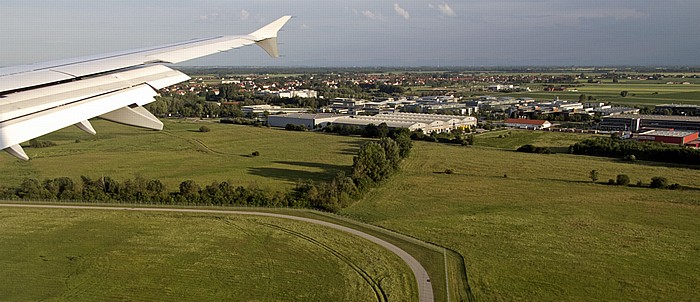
left=620, top=91, right=628, bottom=97
left=199, top=125, right=211, bottom=133
left=650, top=177, right=668, bottom=188
left=589, top=170, right=599, bottom=182
left=251, top=151, right=260, bottom=157
left=616, top=174, right=630, bottom=186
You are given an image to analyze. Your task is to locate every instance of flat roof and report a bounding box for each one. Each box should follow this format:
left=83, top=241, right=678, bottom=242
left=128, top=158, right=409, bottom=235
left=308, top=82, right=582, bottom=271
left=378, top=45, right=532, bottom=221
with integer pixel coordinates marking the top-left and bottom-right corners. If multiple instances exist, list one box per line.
left=603, top=114, right=700, bottom=122
left=639, top=130, right=698, bottom=137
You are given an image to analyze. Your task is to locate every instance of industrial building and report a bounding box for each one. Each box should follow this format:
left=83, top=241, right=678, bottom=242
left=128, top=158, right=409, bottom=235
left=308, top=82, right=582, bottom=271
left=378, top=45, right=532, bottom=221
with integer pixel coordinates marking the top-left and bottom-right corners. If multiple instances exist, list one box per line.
left=600, top=114, right=700, bottom=132
left=504, top=118, right=552, bottom=130
left=268, top=112, right=476, bottom=133
left=242, top=105, right=307, bottom=116
left=633, top=130, right=700, bottom=146
left=267, top=113, right=346, bottom=129
left=332, top=112, right=476, bottom=133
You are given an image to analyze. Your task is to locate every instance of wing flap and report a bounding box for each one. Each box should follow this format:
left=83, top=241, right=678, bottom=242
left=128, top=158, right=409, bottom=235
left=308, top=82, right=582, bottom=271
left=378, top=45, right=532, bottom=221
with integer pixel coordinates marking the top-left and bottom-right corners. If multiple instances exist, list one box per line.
left=0, top=85, right=158, bottom=151
left=0, top=65, right=188, bottom=123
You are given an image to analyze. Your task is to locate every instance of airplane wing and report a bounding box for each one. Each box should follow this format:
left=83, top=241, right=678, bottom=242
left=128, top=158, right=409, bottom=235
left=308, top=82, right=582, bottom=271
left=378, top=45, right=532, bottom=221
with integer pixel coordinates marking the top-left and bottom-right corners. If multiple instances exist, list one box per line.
left=0, top=16, right=292, bottom=160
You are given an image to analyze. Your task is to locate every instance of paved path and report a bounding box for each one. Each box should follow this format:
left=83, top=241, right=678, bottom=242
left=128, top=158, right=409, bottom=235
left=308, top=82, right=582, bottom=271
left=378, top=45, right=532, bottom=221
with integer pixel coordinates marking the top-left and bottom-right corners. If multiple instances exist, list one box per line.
left=0, top=203, right=434, bottom=302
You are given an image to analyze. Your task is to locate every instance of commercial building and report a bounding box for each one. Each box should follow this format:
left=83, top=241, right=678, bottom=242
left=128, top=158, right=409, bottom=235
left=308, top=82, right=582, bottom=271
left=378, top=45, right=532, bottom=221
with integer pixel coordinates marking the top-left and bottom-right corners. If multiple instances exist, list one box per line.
left=633, top=130, right=700, bottom=146
left=600, top=114, right=700, bottom=132
left=267, top=113, right=345, bottom=129
left=504, top=118, right=552, bottom=130
left=332, top=112, right=476, bottom=133
left=242, top=105, right=307, bottom=116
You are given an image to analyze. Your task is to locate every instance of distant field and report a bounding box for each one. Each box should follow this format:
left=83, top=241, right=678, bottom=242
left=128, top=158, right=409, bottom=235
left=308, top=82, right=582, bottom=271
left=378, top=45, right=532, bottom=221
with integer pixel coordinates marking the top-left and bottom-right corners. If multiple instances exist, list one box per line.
left=474, top=129, right=600, bottom=151
left=0, top=119, right=368, bottom=190
left=343, top=141, right=700, bottom=301
left=0, top=207, right=415, bottom=301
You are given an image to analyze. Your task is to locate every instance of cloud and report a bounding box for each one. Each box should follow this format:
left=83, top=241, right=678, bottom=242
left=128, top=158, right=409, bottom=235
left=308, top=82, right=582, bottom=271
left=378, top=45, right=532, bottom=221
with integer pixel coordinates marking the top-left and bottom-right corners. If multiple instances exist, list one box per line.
left=362, top=10, right=383, bottom=21
left=394, top=3, right=410, bottom=20
left=437, top=3, right=456, bottom=17
left=240, top=9, right=250, bottom=21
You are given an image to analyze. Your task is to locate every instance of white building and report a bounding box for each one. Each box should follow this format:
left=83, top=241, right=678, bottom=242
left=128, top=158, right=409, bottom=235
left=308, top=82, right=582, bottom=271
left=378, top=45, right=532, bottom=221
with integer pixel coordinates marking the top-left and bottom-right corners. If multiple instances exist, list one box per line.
left=267, top=113, right=346, bottom=129
left=242, top=105, right=307, bottom=116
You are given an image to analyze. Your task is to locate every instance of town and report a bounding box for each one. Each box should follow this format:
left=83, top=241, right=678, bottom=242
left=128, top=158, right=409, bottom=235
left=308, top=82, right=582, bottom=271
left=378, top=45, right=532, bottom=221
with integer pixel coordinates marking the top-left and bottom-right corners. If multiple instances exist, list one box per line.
left=154, top=67, right=700, bottom=148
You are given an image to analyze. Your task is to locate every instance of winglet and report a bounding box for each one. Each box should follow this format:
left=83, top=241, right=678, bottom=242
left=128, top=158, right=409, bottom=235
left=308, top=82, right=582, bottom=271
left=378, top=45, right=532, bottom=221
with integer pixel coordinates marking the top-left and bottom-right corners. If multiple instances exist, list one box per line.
left=249, top=16, right=292, bottom=40
left=249, top=16, right=292, bottom=58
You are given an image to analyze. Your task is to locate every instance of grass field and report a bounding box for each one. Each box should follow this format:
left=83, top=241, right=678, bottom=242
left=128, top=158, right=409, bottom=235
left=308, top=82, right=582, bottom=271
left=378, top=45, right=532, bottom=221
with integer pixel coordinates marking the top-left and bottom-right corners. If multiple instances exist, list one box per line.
left=0, top=207, right=416, bottom=301
left=342, top=141, right=700, bottom=301
left=0, top=119, right=368, bottom=190
left=474, top=129, right=601, bottom=152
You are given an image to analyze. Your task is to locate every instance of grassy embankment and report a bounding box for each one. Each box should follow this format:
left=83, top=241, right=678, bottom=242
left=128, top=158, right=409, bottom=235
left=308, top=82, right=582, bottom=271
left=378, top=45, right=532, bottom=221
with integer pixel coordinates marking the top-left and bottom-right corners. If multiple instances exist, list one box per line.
left=342, top=132, right=700, bottom=301
left=0, top=207, right=417, bottom=301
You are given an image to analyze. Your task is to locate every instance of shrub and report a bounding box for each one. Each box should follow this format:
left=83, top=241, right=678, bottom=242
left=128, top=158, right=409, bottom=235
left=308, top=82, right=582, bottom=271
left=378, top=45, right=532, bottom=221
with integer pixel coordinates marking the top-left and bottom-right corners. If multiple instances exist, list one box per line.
left=251, top=151, right=260, bottom=157
left=616, top=174, right=630, bottom=186
left=445, top=169, right=455, bottom=174
left=624, top=154, right=636, bottom=162
left=608, top=179, right=615, bottom=185
left=29, top=139, right=57, bottom=148
left=668, top=183, right=681, bottom=190
left=199, top=125, right=211, bottom=133
left=650, top=176, right=668, bottom=188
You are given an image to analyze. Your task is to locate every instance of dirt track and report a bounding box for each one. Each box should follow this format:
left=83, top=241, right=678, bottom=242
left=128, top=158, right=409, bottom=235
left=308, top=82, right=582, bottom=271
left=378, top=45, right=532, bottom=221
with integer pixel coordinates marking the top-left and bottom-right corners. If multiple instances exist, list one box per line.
left=0, top=203, right=434, bottom=302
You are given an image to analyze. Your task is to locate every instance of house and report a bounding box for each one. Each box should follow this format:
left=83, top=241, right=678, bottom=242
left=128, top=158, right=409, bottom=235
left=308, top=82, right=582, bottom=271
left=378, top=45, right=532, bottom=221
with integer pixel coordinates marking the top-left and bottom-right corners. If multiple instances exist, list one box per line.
left=504, top=118, right=551, bottom=130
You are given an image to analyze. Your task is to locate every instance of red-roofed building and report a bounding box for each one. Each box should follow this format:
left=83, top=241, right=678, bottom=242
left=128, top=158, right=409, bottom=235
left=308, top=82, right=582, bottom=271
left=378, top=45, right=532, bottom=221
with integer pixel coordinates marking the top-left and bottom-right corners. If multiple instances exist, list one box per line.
left=504, top=118, right=552, bottom=130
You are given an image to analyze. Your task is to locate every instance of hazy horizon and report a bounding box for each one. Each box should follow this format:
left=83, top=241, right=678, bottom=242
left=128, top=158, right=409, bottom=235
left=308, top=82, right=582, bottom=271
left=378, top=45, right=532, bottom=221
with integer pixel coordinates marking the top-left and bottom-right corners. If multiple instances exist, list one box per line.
left=2, top=0, right=699, bottom=67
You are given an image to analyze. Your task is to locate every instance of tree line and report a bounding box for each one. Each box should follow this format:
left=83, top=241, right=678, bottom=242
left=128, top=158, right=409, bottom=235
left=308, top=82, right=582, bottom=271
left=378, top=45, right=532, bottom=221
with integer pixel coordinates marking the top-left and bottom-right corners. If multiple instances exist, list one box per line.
left=569, top=137, right=700, bottom=165
left=0, top=135, right=413, bottom=213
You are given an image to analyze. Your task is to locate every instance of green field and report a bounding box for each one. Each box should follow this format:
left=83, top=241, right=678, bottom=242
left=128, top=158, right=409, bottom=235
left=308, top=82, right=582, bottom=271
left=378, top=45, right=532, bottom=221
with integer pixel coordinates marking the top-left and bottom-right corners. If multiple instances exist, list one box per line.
left=0, top=119, right=368, bottom=190
left=342, top=140, right=700, bottom=301
left=0, top=207, right=415, bottom=301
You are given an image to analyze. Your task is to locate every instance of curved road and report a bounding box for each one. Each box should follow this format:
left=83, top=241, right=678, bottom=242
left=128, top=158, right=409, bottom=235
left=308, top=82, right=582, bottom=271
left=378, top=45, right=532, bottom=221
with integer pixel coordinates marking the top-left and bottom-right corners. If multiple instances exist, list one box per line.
left=0, top=203, right=434, bottom=302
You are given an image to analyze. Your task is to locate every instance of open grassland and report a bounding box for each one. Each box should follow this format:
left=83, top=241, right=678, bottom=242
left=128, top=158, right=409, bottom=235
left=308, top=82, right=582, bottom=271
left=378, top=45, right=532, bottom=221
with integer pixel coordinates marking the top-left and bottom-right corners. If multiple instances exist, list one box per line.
left=0, top=207, right=415, bottom=301
left=0, top=119, right=368, bottom=190
left=474, top=129, right=601, bottom=152
left=342, top=141, right=700, bottom=301
left=494, top=82, right=700, bottom=106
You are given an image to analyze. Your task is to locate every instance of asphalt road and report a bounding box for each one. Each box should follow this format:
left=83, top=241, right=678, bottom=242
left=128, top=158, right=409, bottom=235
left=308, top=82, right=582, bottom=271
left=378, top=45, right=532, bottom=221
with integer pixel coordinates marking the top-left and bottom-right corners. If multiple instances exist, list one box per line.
left=0, top=203, right=434, bottom=302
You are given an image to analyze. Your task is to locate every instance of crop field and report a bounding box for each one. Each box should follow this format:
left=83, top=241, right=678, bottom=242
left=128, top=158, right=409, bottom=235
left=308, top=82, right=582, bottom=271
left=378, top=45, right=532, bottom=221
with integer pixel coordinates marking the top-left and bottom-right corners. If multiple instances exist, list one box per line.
left=342, top=140, right=700, bottom=301
left=0, top=119, right=368, bottom=190
left=0, top=207, right=415, bottom=301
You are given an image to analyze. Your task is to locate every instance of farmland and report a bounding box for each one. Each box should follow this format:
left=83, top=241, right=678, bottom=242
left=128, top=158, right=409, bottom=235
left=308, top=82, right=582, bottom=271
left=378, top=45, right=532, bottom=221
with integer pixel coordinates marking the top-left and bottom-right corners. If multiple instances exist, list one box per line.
left=0, top=207, right=415, bottom=301
left=342, top=139, right=700, bottom=301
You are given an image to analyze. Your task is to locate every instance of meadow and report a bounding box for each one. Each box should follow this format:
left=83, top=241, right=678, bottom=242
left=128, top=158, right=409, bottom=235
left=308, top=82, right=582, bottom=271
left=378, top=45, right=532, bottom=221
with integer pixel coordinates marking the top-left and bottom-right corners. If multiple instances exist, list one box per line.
left=0, top=119, right=368, bottom=190
left=342, top=138, right=700, bottom=301
left=0, top=207, right=416, bottom=301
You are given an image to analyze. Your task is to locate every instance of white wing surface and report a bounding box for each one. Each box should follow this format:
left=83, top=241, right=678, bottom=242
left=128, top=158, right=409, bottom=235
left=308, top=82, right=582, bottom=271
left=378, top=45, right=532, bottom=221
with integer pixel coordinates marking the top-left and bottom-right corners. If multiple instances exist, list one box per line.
left=0, top=16, right=292, bottom=160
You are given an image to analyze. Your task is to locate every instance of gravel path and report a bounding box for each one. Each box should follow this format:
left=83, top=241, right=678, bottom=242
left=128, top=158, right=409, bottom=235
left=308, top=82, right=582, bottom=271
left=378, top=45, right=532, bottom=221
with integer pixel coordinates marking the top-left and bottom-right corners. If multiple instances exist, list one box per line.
left=0, top=203, right=434, bottom=302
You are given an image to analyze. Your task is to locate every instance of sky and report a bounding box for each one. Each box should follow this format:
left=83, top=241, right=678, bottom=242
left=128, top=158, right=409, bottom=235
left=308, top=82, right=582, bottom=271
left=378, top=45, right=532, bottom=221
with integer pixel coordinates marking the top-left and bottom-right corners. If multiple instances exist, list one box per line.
left=1, top=0, right=699, bottom=67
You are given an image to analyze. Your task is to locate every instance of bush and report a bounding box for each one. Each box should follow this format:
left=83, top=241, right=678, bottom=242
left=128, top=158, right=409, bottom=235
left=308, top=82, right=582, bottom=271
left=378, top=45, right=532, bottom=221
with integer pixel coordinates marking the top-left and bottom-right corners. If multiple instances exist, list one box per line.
left=650, top=176, right=668, bottom=188
left=608, top=179, right=615, bottom=185
left=199, top=125, right=211, bottom=133
left=29, top=139, right=56, bottom=148
left=444, top=169, right=455, bottom=174
left=517, top=144, right=552, bottom=154
left=616, top=174, right=630, bottom=186
left=285, top=124, right=308, bottom=131
left=251, top=151, right=260, bottom=157
left=624, top=154, right=636, bottom=162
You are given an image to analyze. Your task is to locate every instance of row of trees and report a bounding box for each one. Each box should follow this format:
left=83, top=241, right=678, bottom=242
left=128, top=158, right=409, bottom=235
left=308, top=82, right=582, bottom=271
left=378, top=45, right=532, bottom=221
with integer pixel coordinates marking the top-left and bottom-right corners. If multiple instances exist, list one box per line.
left=1, top=136, right=413, bottom=213
left=570, top=137, right=700, bottom=165
left=589, top=170, right=679, bottom=189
